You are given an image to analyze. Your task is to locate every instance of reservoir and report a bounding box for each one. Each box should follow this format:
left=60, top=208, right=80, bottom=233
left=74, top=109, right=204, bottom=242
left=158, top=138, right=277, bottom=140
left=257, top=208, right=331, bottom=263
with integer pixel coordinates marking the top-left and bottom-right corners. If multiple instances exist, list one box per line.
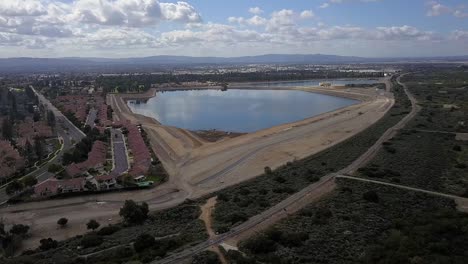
left=236, top=79, right=379, bottom=88
left=128, top=89, right=359, bottom=133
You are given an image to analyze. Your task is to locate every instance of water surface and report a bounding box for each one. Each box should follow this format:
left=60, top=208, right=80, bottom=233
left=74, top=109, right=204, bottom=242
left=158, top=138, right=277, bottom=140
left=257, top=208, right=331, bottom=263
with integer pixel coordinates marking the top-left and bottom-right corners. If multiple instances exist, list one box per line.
left=128, top=89, right=358, bottom=133
left=238, top=79, right=379, bottom=88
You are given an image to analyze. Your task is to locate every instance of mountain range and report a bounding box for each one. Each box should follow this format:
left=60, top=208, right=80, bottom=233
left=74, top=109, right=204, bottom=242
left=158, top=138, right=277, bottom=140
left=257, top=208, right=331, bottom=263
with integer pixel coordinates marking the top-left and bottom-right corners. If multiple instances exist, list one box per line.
left=1, top=54, right=467, bottom=73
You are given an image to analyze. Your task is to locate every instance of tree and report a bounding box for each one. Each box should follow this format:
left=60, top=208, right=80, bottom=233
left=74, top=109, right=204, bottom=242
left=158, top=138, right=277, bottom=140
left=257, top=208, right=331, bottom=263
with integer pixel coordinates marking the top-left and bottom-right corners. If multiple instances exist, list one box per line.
left=0, top=220, right=6, bottom=236
left=23, top=140, right=35, bottom=166
left=87, top=219, right=100, bottom=231
left=33, top=111, right=41, bottom=122
left=57, top=218, right=68, bottom=228
left=39, top=238, right=58, bottom=251
left=22, top=175, right=37, bottom=187
left=9, top=224, right=29, bottom=237
left=5, top=180, right=23, bottom=195
left=133, top=234, right=155, bottom=252
left=119, top=200, right=149, bottom=225
left=121, top=174, right=136, bottom=187
left=363, top=190, right=380, bottom=203
left=34, top=139, right=44, bottom=161
left=47, top=110, right=56, bottom=127
left=80, top=234, right=102, bottom=248
left=2, top=118, right=13, bottom=140
left=48, top=164, right=63, bottom=173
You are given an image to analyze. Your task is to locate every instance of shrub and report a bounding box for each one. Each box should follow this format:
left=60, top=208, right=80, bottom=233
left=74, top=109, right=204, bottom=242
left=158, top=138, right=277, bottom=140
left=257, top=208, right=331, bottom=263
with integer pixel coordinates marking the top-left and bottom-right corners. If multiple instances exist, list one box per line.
left=453, top=145, right=462, bottom=152
left=39, top=238, right=58, bottom=251
left=363, top=191, right=379, bottom=203
left=47, top=164, right=63, bottom=173
left=86, top=219, right=100, bottom=231
left=274, top=176, right=286, bottom=183
left=97, top=225, right=121, bottom=236
left=119, top=200, right=149, bottom=225
left=134, top=234, right=155, bottom=253
left=80, top=234, right=103, bottom=248
left=57, top=218, right=68, bottom=228
left=242, top=235, right=276, bottom=254
left=9, top=224, right=29, bottom=236
left=5, top=180, right=23, bottom=195
left=22, top=176, right=37, bottom=187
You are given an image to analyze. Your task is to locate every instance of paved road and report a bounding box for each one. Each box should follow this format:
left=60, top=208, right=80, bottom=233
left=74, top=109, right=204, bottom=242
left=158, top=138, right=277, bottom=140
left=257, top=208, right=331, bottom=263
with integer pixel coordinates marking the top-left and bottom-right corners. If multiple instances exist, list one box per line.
left=153, top=74, right=423, bottom=263
left=32, top=86, right=86, bottom=141
left=0, top=87, right=86, bottom=204
left=85, top=108, right=98, bottom=127
left=110, top=128, right=129, bottom=176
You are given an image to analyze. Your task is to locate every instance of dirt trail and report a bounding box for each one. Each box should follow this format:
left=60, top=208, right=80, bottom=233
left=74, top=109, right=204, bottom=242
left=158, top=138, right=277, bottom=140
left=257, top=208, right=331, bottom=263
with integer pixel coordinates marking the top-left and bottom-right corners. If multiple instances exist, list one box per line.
left=199, top=197, right=228, bottom=264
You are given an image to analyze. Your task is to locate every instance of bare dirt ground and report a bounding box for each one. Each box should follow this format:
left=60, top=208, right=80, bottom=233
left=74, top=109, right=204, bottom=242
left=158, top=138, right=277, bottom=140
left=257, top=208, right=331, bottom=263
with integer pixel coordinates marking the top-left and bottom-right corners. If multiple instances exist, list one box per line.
left=199, top=197, right=228, bottom=264
left=0, top=81, right=394, bottom=250
left=192, top=130, right=245, bottom=142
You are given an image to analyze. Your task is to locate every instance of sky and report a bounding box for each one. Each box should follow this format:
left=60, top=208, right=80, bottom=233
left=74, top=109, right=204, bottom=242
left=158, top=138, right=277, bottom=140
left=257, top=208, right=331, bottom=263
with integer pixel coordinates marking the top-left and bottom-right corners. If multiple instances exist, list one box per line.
left=0, top=0, right=467, bottom=58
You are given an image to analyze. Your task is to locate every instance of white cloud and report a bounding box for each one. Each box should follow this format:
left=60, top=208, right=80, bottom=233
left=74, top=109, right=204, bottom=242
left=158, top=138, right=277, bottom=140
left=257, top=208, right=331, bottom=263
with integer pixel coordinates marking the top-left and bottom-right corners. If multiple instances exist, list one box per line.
left=451, top=30, right=468, bottom=40
left=426, top=1, right=451, bottom=17
left=454, top=10, right=468, bottom=18
left=300, top=10, right=315, bottom=19
left=0, top=0, right=46, bottom=17
left=425, top=1, right=468, bottom=19
left=375, top=25, right=435, bottom=41
left=71, top=0, right=201, bottom=27
left=319, top=0, right=381, bottom=8
left=319, top=3, right=330, bottom=8
left=248, top=7, right=263, bottom=15
left=0, top=1, right=464, bottom=57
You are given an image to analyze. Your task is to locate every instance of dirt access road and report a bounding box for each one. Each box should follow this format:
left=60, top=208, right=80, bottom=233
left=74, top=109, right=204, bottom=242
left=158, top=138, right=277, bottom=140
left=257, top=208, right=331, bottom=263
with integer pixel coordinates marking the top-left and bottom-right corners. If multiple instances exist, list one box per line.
left=0, top=80, right=393, bottom=250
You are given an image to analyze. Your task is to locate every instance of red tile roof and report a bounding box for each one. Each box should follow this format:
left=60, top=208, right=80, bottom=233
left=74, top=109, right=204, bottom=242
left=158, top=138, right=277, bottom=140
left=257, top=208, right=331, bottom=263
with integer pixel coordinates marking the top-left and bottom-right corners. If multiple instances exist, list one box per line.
left=65, top=140, right=107, bottom=177
left=0, top=140, right=25, bottom=179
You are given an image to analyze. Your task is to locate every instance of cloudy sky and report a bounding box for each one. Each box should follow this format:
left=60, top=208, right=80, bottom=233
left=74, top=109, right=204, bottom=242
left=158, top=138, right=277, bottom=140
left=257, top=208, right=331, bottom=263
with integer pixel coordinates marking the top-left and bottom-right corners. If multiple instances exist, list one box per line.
left=0, top=0, right=467, bottom=58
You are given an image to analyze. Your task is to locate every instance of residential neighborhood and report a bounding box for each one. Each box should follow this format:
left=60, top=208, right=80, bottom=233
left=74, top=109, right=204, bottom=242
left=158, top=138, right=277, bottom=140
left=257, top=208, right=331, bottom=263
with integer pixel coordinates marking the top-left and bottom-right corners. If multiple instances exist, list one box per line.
left=0, top=76, right=163, bottom=203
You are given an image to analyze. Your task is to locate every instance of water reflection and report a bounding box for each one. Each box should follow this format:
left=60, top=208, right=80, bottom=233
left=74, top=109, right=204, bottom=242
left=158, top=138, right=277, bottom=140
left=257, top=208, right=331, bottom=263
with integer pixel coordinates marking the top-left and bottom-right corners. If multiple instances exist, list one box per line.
left=244, top=79, right=379, bottom=87
left=128, top=89, right=358, bottom=133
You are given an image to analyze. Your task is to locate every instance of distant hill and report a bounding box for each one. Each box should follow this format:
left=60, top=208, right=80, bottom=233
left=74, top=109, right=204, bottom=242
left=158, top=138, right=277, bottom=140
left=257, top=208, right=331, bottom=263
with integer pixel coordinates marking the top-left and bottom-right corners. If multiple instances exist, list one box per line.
left=0, top=54, right=467, bottom=73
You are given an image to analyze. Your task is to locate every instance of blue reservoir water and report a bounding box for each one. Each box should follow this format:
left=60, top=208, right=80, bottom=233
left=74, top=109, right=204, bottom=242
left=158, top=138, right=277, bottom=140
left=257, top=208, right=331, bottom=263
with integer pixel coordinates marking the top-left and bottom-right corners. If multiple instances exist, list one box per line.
left=128, top=89, right=358, bottom=133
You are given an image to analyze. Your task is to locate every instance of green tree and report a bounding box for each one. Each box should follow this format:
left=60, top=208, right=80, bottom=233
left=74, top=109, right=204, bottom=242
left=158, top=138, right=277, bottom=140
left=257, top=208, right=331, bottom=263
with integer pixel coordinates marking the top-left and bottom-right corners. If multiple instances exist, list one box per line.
left=80, top=234, right=102, bottom=248
left=57, top=218, right=68, bottom=228
left=9, top=224, right=29, bottom=237
left=2, top=118, right=13, bottom=140
left=23, top=140, right=35, bottom=166
left=48, top=164, right=63, bottom=173
left=133, top=233, right=155, bottom=253
left=363, top=190, right=379, bottom=203
left=119, top=200, right=149, bottom=225
left=39, top=238, right=58, bottom=251
left=33, top=111, right=41, bottom=122
left=86, top=219, right=100, bottom=231
left=22, top=175, right=37, bottom=187
left=5, top=180, right=23, bottom=195
left=47, top=110, right=56, bottom=127
left=34, top=139, right=44, bottom=161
